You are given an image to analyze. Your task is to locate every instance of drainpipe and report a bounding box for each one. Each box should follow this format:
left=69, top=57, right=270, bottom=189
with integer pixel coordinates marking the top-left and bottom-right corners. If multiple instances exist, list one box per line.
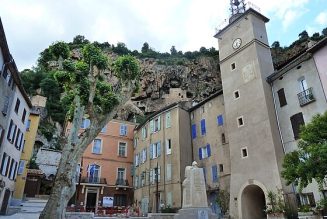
left=270, top=81, right=286, bottom=153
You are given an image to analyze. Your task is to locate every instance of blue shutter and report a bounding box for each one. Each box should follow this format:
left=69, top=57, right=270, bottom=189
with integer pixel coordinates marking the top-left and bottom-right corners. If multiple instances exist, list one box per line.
left=192, top=124, right=197, bottom=139
left=217, top=115, right=223, bottom=126
left=201, top=119, right=206, bottom=135
left=207, top=144, right=211, bottom=157
left=149, top=145, right=153, bottom=159
left=212, top=165, right=218, bottom=182
left=157, top=142, right=161, bottom=157
left=198, top=148, right=202, bottom=160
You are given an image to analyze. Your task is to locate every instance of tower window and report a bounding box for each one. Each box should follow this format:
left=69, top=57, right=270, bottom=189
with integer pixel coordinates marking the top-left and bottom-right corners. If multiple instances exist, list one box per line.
left=234, top=90, right=240, bottom=99
left=237, top=116, right=244, bottom=127
left=231, top=63, right=236, bottom=70
left=241, top=147, right=248, bottom=158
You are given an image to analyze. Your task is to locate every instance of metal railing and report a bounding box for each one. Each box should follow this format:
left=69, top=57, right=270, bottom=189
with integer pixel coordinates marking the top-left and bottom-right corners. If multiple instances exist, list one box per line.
left=81, top=177, right=107, bottom=184
left=297, top=87, right=315, bottom=107
left=115, top=178, right=129, bottom=186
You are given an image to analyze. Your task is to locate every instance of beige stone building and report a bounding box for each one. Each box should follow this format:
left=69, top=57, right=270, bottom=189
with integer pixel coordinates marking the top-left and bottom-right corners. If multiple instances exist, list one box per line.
left=189, top=90, right=230, bottom=215
left=267, top=38, right=327, bottom=207
left=133, top=102, right=192, bottom=214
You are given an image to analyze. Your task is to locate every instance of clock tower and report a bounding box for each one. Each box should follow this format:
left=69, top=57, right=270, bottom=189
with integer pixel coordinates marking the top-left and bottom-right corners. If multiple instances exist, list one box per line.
left=215, top=4, right=289, bottom=219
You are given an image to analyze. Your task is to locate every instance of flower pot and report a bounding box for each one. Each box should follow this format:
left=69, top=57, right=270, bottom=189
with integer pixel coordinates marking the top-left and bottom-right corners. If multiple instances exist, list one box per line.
left=267, top=213, right=286, bottom=219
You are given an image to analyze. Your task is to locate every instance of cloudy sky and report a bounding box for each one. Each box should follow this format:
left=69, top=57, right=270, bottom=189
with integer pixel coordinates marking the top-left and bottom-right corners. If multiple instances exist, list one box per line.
left=0, top=0, right=326, bottom=70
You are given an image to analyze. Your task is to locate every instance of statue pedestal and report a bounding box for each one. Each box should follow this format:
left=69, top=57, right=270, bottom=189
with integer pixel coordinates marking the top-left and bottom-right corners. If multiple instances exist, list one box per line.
left=174, top=208, right=216, bottom=219
left=175, top=162, right=216, bottom=219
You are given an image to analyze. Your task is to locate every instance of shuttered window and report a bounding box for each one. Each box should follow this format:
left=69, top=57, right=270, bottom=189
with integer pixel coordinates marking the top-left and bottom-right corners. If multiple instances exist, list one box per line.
left=165, top=112, right=171, bottom=128
left=212, top=165, right=218, bottom=182
left=120, top=124, right=127, bottom=136
left=290, top=112, right=305, bottom=139
left=277, top=88, right=287, bottom=107
left=192, top=124, right=197, bottom=139
left=217, top=115, right=224, bottom=126
left=166, top=164, right=172, bottom=181
left=201, top=119, right=206, bottom=135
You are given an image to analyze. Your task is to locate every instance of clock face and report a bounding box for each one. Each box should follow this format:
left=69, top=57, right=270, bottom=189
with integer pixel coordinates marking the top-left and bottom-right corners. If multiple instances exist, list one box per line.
left=233, top=38, right=242, bottom=49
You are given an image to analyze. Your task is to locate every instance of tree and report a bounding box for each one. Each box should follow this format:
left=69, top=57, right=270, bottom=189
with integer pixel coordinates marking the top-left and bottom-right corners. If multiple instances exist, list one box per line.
left=298, top=30, right=309, bottom=40
left=72, top=35, right=89, bottom=45
left=141, top=42, right=150, bottom=53
left=322, top=27, right=327, bottom=36
left=39, top=43, right=140, bottom=219
left=49, top=41, right=70, bottom=60
left=271, top=41, right=280, bottom=49
left=282, top=111, right=327, bottom=191
left=170, top=46, right=177, bottom=55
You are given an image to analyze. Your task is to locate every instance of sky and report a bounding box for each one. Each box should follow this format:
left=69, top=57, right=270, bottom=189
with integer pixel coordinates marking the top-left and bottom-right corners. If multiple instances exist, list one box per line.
left=0, top=0, right=326, bottom=71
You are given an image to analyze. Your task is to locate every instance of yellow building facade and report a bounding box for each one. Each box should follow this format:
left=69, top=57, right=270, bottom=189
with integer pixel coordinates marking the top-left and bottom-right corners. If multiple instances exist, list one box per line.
left=13, top=112, right=40, bottom=202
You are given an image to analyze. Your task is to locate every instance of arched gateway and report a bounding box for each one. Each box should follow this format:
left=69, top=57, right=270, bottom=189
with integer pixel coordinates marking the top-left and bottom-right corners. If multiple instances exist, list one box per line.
left=241, top=185, right=266, bottom=219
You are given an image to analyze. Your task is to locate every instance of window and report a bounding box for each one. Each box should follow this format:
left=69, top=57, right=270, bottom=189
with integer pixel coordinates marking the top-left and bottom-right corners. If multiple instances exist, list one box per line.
left=241, top=147, right=248, bottom=158
left=141, top=171, right=146, bottom=187
left=167, top=192, right=173, bottom=207
left=201, top=106, right=205, bottom=114
left=101, top=125, right=107, bottom=133
left=217, top=115, right=224, bottom=126
left=299, top=77, right=308, bottom=92
left=2, top=96, right=9, bottom=116
left=234, top=90, right=240, bottom=99
left=7, top=120, right=17, bottom=143
left=134, top=137, right=138, bottom=148
left=199, top=144, right=211, bottom=160
left=219, top=164, right=224, bottom=173
left=120, top=124, right=127, bottom=136
left=200, top=119, right=206, bottom=135
left=0, top=153, right=9, bottom=176
left=142, top=126, right=147, bottom=139
left=141, top=148, right=147, bottom=163
left=290, top=112, right=305, bottom=140
left=19, top=133, right=24, bottom=150
left=88, top=164, right=100, bottom=183
left=231, top=63, right=236, bottom=70
left=22, top=109, right=27, bottom=123
left=135, top=153, right=139, bottom=167
left=154, top=167, right=161, bottom=183
left=298, top=193, right=316, bottom=207
left=118, top=142, right=127, bottom=157
left=237, top=116, right=244, bottom=127
left=15, top=129, right=21, bottom=149
left=9, top=160, right=16, bottom=180
left=0, top=125, right=4, bottom=147
left=191, top=124, right=197, bottom=139
left=81, top=119, right=90, bottom=129
left=154, top=117, right=161, bottom=132
left=222, top=133, right=226, bottom=144
left=166, top=164, right=172, bottom=181
left=117, top=168, right=125, bottom=180
left=212, top=165, right=218, bottom=182
left=14, top=98, right=20, bottom=113
left=92, top=139, right=102, bottom=154
left=26, top=119, right=31, bottom=131
left=277, top=88, right=287, bottom=107
left=13, top=161, right=18, bottom=180
left=165, top=112, right=171, bottom=128
left=166, top=139, right=172, bottom=155
left=150, top=142, right=161, bottom=159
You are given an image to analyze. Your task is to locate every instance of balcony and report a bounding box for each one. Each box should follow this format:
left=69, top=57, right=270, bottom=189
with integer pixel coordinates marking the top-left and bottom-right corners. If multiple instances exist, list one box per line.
left=115, top=178, right=129, bottom=187
left=81, top=177, right=107, bottom=184
left=297, top=87, right=315, bottom=107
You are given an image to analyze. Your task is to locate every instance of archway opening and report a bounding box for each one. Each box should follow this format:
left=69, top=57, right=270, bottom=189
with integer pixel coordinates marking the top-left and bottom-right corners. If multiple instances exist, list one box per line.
left=241, top=185, right=266, bottom=219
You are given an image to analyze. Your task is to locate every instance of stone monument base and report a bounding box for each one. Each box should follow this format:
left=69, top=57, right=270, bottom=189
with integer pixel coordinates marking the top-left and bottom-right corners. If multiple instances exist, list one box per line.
left=174, top=207, right=216, bottom=219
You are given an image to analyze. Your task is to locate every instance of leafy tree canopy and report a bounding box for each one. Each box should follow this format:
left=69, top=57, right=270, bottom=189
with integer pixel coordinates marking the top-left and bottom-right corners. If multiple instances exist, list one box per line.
left=282, top=111, right=327, bottom=191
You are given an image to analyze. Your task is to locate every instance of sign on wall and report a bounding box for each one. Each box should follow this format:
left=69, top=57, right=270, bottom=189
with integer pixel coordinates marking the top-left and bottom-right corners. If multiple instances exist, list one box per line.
left=103, top=196, right=114, bottom=207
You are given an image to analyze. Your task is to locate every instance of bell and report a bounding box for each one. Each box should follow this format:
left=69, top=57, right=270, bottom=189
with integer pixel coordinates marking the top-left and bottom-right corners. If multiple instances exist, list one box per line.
left=233, top=0, right=240, bottom=6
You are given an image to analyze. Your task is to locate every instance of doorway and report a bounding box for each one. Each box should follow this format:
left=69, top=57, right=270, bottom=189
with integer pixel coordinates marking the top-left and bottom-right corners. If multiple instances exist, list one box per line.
left=0, top=189, right=11, bottom=215
left=86, top=191, right=97, bottom=212
left=241, top=185, right=266, bottom=219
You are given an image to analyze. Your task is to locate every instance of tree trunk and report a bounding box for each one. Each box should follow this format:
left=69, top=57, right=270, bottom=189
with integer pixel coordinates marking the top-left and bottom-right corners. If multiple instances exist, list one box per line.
left=40, top=96, right=84, bottom=219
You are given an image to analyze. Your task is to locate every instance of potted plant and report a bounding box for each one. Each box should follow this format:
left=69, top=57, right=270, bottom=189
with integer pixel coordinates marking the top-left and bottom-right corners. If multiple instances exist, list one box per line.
left=265, top=191, right=286, bottom=219
left=298, top=204, right=315, bottom=216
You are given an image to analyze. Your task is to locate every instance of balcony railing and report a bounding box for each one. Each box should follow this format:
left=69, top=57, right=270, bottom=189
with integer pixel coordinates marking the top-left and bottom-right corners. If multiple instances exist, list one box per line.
left=297, top=87, right=315, bottom=107
left=115, top=178, right=129, bottom=187
left=81, top=177, right=107, bottom=184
